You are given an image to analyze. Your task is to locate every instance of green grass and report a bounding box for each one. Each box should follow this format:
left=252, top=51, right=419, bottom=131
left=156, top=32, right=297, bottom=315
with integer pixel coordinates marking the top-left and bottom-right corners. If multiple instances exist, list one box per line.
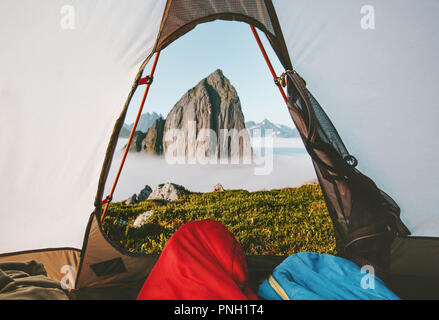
left=102, top=184, right=336, bottom=256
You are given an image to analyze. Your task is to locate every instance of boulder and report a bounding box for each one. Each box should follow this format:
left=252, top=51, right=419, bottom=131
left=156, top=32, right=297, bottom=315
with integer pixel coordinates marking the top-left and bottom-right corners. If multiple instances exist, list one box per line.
left=213, top=183, right=225, bottom=192
left=133, top=210, right=154, bottom=229
left=300, top=178, right=319, bottom=186
left=123, top=185, right=152, bottom=204
left=137, top=185, right=152, bottom=202
left=124, top=194, right=138, bottom=205
left=148, top=183, right=183, bottom=202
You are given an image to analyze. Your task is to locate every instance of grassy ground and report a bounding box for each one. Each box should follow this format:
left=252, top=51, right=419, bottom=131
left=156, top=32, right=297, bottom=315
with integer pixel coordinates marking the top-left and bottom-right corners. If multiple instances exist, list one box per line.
left=102, top=184, right=336, bottom=256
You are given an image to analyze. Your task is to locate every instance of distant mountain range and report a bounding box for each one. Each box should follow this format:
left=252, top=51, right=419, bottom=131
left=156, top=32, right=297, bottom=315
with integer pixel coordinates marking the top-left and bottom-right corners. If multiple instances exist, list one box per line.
left=120, top=96, right=298, bottom=142
left=120, top=112, right=162, bottom=138
left=246, top=119, right=299, bottom=138
left=121, top=116, right=298, bottom=140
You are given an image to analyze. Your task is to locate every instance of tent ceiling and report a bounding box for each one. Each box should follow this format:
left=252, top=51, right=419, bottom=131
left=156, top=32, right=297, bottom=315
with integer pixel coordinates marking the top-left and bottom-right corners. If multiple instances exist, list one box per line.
left=156, top=0, right=274, bottom=51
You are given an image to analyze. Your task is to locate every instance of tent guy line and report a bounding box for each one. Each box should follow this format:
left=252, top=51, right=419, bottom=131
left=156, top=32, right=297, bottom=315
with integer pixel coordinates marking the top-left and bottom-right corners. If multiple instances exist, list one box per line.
left=101, top=51, right=161, bottom=223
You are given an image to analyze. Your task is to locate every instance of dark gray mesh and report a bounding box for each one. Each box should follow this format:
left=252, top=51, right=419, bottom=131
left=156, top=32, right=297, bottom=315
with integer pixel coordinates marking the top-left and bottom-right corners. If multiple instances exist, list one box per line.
left=307, top=92, right=349, bottom=159
left=157, top=0, right=274, bottom=48
left=285, top=71, right=410, bottom=279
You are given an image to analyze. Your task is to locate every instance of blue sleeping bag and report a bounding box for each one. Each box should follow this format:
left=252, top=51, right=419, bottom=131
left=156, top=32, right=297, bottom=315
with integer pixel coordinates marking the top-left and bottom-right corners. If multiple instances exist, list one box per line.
left=257, top=252, right=399, bottom=300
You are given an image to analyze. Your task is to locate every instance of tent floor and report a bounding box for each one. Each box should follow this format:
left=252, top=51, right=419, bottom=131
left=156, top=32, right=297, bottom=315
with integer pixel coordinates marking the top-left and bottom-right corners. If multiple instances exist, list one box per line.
left=70, top=252, right=439, bottom=300
left=2, top=237, right=438, bottom=300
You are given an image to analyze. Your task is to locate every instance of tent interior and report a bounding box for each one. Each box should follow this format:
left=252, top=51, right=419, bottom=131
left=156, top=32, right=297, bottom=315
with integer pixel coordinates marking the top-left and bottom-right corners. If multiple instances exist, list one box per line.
left=1, top=0, right=439, bottom=300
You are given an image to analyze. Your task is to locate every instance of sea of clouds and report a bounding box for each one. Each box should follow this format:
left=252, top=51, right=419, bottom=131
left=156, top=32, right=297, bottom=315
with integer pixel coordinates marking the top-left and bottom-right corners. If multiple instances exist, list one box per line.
left=105, top=138, right=316, bottom=201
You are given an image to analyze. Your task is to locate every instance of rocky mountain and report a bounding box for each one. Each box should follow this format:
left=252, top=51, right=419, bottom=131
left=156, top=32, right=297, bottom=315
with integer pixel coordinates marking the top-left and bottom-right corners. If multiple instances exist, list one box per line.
left=120, top=112, right=162, bottom=138
left=127, top=69, right=251, bottom=161
left=141, top=117, right=165, bottom=154
left=124, top=117, right=165, bottom=155
left=130, top=112, right=162, bottom=133
left=246, top=119, right=299, bottom=138
left=125, top=183, right=186, bottom=205
left=126, top=131, right=146, bottom=152
left=163, top=69, right=250, bottom=160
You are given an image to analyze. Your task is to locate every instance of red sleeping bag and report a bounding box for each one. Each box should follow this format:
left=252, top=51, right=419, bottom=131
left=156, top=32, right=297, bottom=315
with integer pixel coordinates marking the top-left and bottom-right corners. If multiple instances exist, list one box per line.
left=137, top=220, right=257, bottom=300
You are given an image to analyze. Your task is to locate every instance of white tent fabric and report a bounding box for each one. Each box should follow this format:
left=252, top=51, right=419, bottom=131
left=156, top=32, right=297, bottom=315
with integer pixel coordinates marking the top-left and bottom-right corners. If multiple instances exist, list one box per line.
left=274, top=0, right=439, bottom=236
left=0, top=0, right=166, bottom=253
left=1, top=1, right=438, bottom=255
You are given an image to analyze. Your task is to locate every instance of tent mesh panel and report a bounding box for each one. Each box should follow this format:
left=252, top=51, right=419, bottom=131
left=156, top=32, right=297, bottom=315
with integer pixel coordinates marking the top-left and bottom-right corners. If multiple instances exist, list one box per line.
left=157, top=0, right=274, bottom=49
left=308, top=92, right=350, bottom=159
left=285, top=71, right=410, bottom=279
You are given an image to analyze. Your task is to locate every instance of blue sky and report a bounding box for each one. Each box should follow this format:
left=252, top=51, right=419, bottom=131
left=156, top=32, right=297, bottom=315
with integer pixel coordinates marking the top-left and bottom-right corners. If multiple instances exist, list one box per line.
left=125, top=20, right=293, bottom=127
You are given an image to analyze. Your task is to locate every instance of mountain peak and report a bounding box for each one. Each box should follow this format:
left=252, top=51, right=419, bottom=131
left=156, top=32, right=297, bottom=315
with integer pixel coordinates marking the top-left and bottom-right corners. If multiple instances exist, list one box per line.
left=185, top=69, right=235, bottom=101
left=205, top=69, right=235, bottom=96
left=205, top=69, right=228, bottom=85
left=161, top=69, right=250, bottom=159
left=209, top=69, right=224, bottom=78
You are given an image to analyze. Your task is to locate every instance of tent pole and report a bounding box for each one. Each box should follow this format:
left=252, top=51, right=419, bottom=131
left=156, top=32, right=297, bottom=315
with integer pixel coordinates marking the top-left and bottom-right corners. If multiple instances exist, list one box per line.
left=250, top=25, right=288, bottom=105
left=100, top=51, right=161, bottom=224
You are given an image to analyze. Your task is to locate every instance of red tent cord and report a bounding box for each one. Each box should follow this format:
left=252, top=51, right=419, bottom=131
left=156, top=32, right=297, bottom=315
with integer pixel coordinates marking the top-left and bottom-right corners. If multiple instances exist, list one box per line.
left=250, top=25, right=288, bottom=105
left=100, top=51, right=161, bottom=224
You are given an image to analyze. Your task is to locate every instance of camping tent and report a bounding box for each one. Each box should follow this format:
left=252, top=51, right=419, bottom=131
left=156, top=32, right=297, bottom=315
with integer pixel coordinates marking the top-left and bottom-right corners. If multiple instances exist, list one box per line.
left=0, top=0, right=438, bottom=299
